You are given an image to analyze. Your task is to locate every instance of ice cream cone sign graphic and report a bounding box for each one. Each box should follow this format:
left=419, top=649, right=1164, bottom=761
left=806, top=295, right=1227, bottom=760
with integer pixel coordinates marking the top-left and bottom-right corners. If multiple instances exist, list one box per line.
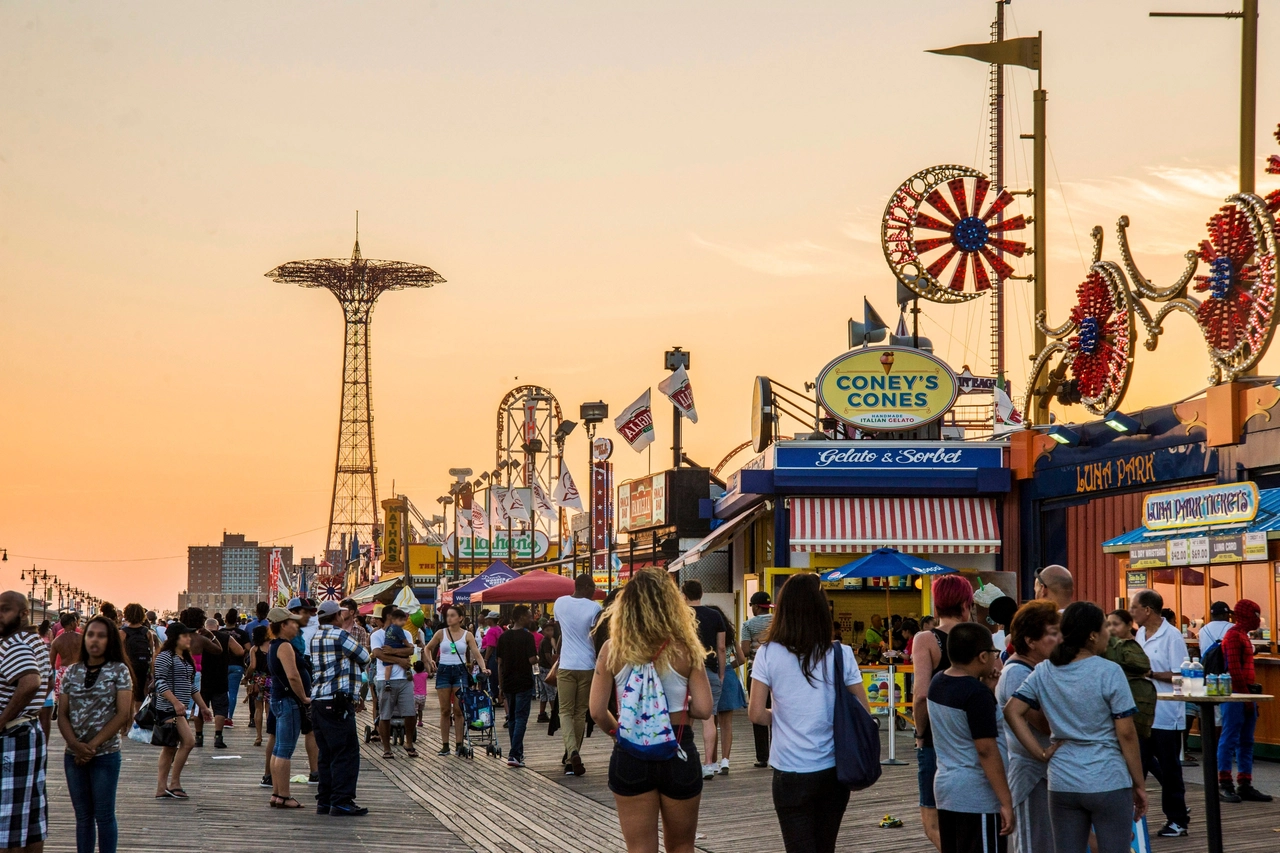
left=880, top=351, right=895, bottom=374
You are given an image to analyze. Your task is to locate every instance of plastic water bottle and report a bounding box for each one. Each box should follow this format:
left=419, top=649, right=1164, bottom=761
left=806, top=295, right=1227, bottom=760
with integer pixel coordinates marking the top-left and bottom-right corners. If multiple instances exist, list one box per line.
left=1189, top=657, right=1205, bottom=695
left=1175, top=657, right=1191, bottom=695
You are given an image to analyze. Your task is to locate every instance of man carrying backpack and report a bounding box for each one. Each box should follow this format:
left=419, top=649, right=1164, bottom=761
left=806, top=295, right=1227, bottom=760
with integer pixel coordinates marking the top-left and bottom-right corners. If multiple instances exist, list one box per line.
left=1217, top=600, right=1272, bottom=804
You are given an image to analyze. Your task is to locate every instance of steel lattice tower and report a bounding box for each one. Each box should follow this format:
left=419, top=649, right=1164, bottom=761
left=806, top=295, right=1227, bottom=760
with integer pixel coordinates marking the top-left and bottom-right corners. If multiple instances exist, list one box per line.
left=266, top=233, right=444, bottom=556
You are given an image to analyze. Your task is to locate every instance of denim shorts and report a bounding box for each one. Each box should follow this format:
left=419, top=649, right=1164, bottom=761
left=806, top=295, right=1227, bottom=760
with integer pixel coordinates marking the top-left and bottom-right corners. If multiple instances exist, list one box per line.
left=917, top=746, right=938, bottom=808
left=608, top=727, right=701, bottom=800
left=270, top=698, right=301, bottom=759
left=436, top=664, right=469, bottom=691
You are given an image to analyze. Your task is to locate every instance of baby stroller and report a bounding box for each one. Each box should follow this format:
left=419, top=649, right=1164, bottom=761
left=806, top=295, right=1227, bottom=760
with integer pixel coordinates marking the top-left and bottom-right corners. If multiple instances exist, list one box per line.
left=458, top=679, right=502, bottom=760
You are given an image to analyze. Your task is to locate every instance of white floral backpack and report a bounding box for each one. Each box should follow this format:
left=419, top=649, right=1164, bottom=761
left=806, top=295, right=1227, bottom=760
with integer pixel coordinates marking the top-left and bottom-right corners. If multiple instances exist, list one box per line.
left=616, top=643, right=686, bottom=761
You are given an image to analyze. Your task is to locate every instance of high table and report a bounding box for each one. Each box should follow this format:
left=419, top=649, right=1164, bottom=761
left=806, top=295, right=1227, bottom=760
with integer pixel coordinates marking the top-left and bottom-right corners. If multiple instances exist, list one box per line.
left=1157, top=692, right=1274, bottom=853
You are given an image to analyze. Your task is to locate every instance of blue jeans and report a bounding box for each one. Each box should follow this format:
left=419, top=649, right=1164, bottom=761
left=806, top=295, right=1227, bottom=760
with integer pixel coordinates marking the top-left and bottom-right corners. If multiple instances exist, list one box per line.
left=508, top=688, right=533, bottom=761
left=64, top=750, right=122, bottom=853
left=226, top=665, right=245, bottom=721
left=1218, top=701, right=1257, bottom=781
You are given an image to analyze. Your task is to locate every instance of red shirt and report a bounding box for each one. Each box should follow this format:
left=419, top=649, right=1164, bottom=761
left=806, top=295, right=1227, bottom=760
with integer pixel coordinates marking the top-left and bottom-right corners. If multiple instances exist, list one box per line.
left=1222, top=624, right=1255, bottom=693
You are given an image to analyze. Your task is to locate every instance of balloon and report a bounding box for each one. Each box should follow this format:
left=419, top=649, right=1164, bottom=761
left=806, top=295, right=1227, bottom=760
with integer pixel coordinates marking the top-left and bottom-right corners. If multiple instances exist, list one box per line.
left=410, top=610, right=425, bottom=628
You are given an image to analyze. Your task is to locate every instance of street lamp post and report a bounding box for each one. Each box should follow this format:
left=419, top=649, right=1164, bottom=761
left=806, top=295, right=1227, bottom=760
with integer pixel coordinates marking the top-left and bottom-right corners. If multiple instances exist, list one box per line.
left=664, top=347, right=690, bottom=469
left=437, top=495, right=455, bottom=580
left=553, top=421, right=578, bottom=575
left=579, top=402, right=608, bottom=579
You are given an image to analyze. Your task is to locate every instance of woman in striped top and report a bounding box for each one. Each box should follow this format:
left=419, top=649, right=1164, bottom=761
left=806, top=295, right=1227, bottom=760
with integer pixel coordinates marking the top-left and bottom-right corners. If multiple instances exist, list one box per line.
left=152, top=623, right=212, bottom=800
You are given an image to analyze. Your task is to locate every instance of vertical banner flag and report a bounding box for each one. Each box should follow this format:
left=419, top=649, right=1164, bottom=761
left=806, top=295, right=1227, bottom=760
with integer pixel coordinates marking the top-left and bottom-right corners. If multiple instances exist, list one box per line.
left=615, top=389, right=656, bottom=452
left=268, top=548, right=281, bottom=603
left=503, top=486, right=532, bottom=523
left=553, top=464, right=583, bottom=511
left=658, top=365, right=699, bottom=423
left=457, top=506, right=472, bottom=534
left=471, top=497, right=491, bottom=538
left=490, top=487, right=509, bottom=528
left=531, top=480, right=558, bottom=521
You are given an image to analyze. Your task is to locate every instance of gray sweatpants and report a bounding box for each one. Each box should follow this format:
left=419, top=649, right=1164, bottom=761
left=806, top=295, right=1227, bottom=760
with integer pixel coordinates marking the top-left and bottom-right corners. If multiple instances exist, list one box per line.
left=1012, top=778, right=1053, bottom=853
left=1048, top=788, right=1134, bottom=853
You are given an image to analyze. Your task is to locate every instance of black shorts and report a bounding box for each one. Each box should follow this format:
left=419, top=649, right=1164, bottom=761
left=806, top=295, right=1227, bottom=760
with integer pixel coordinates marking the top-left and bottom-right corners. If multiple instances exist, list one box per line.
left=938, top=810, right=1006, bottom=853
left=266, top=701, right=312, bottom=737
left=608, top=727, right=701, bottom=800
left=201, top=690, right=229, bottom=718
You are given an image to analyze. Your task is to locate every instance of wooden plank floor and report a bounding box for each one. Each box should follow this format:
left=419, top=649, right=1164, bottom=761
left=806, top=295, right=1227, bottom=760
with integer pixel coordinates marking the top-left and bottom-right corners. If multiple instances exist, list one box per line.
left=38, top=685, right=1280, bottom=852
left=42, top=716, right=469, bottom=853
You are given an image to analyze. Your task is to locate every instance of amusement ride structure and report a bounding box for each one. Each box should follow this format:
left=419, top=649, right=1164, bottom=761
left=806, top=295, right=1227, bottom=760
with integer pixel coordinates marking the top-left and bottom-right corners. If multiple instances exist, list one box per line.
left=266, top=224, right=445, bottom=561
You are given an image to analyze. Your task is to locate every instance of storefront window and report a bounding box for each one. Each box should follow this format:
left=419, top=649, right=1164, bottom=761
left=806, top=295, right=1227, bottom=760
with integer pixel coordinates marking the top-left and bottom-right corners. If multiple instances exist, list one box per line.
left=1209, top=565, right=1238, bottom=621
left=1241, top=563, right=1273, bottom=650
left=1151, top=571, right=1178, bottom=633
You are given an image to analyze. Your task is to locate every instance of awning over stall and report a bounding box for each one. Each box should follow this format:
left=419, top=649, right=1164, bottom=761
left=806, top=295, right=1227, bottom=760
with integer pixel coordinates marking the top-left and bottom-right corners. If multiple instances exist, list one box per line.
left=667, top=502, right=773, bottom=572
left=789, top=496, right=1001, bottom=554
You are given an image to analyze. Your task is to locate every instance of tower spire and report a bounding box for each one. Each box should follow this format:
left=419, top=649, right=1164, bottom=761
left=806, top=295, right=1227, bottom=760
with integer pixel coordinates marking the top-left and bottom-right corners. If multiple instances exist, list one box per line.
left=352, top=210, right=362, bottom=261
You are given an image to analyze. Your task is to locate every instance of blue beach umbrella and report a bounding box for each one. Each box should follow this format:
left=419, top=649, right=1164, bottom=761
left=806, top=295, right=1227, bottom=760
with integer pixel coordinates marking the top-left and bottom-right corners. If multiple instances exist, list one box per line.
left=820, top=548, right=957, bottom=656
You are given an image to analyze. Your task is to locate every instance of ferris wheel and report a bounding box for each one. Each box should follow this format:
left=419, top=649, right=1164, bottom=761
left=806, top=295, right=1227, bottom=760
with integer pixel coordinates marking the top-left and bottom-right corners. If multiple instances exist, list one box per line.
left=495, top=385, right=565, bottom=538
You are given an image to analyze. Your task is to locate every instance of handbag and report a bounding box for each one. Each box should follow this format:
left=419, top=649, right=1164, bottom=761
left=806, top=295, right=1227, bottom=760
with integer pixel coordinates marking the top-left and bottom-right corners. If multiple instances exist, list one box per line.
left=544, top=660, right=559, bottom=688
left=133, top=694, right=156, bottom=729
left=831, top=641, right=881, bottom=791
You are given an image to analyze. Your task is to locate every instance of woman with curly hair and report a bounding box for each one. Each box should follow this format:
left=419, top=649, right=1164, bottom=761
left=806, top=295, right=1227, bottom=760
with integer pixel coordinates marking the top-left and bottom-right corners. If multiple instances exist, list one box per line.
left=589, top=568, right=713, bottom=853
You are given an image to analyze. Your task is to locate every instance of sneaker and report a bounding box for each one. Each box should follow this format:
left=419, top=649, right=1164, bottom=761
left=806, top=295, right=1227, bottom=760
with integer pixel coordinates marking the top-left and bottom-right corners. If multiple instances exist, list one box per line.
left=702, top=764, right=716, bottom=779
left=259, top=774, right=272, bottom=789
left=1220, top=782, right=1242, bottom=803
left=1239, top=784, right=1273, bottom=802
left=213, top=735, right=227, bottom=750
left=569, top=751, right=586, bottom=777
left=329, top=803, right=369, bottom=817
left=719, top=758, right=730, bottom=775
left=194, top=733, right=204, bottom=748
left=316, top=805, right=330, bottom=815
left=436, top=744, right=451, bottom=756
left=1156, top=822, right=1188, bottom=838
left=308, top=773, right=319, bottom=785
left=507, top=757, right=522, bottom=768
left=536, top=712, right=550, bottom=723
left=753, top=760, right=769, bottom=769
left=224, top=719, right=234, bottom=727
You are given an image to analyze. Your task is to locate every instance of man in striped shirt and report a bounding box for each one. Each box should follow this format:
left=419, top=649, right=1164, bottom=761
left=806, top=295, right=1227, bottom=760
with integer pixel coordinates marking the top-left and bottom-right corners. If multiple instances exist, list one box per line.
left=0, top=592, right=48, bottom=852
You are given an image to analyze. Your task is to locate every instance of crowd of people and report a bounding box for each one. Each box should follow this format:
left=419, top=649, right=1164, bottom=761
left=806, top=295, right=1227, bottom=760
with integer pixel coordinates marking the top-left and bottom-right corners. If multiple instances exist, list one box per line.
left=0, top=562, right=1275, bottom=853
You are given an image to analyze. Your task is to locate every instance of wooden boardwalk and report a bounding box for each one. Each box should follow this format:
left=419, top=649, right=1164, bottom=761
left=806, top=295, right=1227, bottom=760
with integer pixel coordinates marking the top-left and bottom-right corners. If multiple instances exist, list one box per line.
left=37, top=686, right=1280, bottom=852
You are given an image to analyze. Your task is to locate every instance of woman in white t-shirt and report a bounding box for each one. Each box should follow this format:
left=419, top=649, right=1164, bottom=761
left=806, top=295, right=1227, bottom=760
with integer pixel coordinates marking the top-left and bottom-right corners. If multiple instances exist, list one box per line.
left=748, top=573, right=870, bottom=853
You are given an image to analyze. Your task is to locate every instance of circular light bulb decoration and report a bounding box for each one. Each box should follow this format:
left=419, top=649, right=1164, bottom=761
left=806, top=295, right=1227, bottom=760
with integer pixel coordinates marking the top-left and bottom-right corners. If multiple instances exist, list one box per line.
left=882, top=165, right=1028, bottom=304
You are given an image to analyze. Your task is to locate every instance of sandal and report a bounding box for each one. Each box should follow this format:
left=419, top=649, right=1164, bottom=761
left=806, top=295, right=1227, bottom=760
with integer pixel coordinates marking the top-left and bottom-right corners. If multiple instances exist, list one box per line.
left=382, top=750, right=394, bottom=759
left=165, top=788, right=189, bottom=800
left=269, top=795, right=283, bottom=807
left=253, top=739, right=262, bottom=747
left=404, top=747, right=419, bottom=758
left=276, top=796, right=303, bottom=809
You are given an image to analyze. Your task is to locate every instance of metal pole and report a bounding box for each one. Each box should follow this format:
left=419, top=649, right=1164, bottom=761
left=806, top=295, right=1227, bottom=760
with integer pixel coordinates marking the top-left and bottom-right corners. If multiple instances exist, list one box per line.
left=452, top=498, right=459, bottom=581
left=881, top=660, right=908, bottom=765
left=673, top=405, right=682, bottom=469
left=1031, top=49, right=1048, bottom=423
left=991, top=0, right=1006, bottom=380
left=1242, top=0, right=1258, bottom=194
left=586, top=423, right=596, bottom=579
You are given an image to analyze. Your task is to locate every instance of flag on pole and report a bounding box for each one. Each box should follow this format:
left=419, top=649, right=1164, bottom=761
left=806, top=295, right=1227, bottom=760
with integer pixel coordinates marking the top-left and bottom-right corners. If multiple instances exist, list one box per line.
left=615, top=389, right=655, bottom=452
left=456, top=506, right=472, bottom=533
left=552, top=465, right=583, bottom=511
left=658, top=364, right=699, bottom=424
left=502, top=487, right=531, bottom=523
left=470, top=497, right=491, bottom=538
left=490, top=487, right=509, bottom=528
left=349, top=533, right=360, bottom=565
left=994, top=382, right=1024, bottom=436
left=531, top=480, right=558, bottom=521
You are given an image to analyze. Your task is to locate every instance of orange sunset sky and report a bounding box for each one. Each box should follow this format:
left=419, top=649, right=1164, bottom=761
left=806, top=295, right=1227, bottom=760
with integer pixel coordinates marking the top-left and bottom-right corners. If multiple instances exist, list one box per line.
left=3, top=1, right=1280, bottom=609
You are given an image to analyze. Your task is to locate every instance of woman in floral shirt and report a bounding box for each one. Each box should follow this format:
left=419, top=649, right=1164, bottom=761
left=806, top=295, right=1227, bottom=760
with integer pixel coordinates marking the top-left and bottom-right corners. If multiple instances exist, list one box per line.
left=56, top=615, right=133, bottom=853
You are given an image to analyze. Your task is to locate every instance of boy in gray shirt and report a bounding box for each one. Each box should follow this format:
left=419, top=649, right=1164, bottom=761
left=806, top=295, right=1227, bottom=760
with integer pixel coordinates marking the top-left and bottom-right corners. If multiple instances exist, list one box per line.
left=927, top=622, right=1013, bottom=853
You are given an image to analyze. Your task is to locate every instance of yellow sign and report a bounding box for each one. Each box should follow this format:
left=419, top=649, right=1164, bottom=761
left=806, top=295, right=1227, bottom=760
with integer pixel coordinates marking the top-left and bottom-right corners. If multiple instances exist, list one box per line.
left=817, top=347, right=959, bottom=431
left=381, top=498, right=408, bottom=573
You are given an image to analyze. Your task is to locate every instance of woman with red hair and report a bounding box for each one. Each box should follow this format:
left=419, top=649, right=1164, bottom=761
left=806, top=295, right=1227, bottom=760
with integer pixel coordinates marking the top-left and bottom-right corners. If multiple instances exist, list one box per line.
left=911, top=574, right=974, bottom=851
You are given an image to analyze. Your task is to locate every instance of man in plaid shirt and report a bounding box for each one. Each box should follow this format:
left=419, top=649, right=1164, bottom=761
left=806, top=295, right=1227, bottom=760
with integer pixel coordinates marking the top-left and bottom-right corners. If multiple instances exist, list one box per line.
left=1218, top=599, right=1273, bottom=804
left=309, top=600, right=372, bottom=817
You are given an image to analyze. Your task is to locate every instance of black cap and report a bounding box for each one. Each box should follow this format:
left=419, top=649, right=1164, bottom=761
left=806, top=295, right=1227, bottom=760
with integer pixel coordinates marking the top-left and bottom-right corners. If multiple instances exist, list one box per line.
left=1210, top=601, right=1232, bottom=618
left=749, top=591, right=772, bottom=608
left=988, top=596, right=1018, bottom=628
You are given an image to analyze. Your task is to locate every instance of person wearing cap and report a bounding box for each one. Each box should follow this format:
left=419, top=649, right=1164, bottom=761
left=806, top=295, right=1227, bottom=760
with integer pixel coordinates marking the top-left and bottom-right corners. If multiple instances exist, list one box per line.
left=742, top=590, right=773, bottom=769
left=266, top=607, right=309, bottom=809
left=1198, top=601, right=1233, bottom=651
left=287, top=597, right=320, bottom=784
left=309, top=599, right=372, bottom=816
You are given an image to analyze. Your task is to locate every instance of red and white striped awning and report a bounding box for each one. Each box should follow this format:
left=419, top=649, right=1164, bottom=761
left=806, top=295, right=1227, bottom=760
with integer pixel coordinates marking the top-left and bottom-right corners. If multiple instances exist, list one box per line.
left=789, top=497, right=1001, bottom=554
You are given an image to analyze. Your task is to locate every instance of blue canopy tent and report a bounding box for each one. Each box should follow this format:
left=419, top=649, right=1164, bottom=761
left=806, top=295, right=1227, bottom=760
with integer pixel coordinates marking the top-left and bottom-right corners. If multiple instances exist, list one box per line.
left=820, top=548, right=958, bottom=652
left=448, top=560, right=520, bottom=606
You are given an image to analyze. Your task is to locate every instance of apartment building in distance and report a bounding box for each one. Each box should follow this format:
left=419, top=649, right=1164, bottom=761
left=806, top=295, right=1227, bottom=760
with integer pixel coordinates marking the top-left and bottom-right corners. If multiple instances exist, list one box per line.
left=178, top=532, right=293, bottom=615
